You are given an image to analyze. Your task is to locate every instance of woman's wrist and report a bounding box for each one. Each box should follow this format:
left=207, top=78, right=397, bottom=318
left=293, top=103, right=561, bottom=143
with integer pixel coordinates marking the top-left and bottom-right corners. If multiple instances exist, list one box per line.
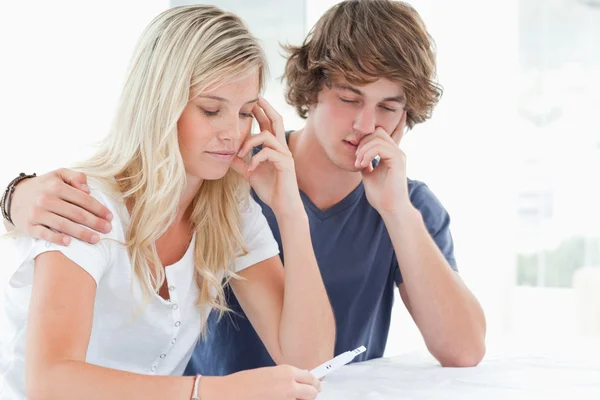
left=196, top=375, right=227, bottom=400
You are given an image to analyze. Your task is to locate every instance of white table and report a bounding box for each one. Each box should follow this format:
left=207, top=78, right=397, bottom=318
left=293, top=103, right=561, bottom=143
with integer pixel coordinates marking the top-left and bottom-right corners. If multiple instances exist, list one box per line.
left=317, top=341, right=600, bottom=399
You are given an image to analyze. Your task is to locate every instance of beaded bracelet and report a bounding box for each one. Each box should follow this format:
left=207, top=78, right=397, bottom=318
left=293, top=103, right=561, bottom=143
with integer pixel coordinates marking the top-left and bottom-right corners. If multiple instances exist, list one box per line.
left=1, top=172, right=37, bottom=225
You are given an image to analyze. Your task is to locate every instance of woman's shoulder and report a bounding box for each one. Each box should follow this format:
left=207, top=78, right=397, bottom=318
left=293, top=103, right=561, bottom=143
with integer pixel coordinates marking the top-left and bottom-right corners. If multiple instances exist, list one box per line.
left=3, top=178, right=127, bottom=286
left=85, top=178, right=129, bottom=242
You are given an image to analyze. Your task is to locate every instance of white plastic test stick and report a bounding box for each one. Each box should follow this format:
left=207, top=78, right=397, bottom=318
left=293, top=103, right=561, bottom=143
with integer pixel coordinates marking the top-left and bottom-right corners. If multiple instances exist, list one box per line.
left=310, top=346, right=366, bottom=379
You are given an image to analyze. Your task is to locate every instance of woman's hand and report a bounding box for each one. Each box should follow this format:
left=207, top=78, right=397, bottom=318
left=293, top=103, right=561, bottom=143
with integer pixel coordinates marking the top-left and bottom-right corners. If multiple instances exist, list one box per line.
left=200, top=365, right=321, bottom=400
left=231, top=96, right=303, bottom=218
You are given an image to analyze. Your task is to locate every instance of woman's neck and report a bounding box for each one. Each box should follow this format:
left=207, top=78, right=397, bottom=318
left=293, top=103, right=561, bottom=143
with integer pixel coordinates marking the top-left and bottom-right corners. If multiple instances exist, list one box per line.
left=176, top=176, right=203, bottom=224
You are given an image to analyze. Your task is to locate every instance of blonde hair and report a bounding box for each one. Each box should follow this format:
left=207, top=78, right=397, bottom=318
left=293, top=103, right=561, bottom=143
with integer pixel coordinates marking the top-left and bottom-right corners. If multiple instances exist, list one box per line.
left=76, top=5, right=267, bottom=327
left=284, top=0, right=442, bottom=129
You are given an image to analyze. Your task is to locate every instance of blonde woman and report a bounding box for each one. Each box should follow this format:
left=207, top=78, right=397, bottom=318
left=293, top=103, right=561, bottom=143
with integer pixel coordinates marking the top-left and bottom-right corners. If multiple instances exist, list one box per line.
left=0, top=5, right=334, bottom=400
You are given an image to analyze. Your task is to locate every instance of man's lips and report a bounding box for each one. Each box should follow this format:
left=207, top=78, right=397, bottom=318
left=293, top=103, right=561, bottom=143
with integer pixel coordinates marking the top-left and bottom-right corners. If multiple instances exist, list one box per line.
left=343, top=140, right=359, bottom=151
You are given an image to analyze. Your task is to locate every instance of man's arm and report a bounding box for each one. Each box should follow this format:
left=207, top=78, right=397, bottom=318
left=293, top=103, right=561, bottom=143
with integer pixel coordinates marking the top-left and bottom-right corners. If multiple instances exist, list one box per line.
left=5, top=169, right=113, bottom=244
left=385, top=205, right=486, bottom=367
left=355, top=116, right=485, bottom=367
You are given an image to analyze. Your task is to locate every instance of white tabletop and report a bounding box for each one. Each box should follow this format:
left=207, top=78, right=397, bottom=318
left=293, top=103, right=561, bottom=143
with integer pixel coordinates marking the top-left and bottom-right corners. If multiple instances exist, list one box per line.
left=317, top=341, right=600, bottom=399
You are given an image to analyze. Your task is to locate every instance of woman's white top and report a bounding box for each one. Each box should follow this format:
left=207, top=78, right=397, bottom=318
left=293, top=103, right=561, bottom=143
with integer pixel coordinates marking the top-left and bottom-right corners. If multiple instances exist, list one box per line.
left=0, top=185, right=280, bottom=399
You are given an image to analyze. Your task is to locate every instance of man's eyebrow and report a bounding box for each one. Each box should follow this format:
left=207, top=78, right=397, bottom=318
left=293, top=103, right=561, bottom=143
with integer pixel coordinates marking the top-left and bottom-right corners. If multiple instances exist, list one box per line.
left=334, top=84, right=406, bottom=104
left=382, top=94, right=406, bottom=104
left=334, top=83, right=363, bottom=97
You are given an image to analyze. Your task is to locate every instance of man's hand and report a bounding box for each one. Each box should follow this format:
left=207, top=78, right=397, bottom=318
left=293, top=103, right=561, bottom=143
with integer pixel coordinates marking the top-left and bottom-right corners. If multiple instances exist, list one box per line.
left=355, top=111, right=411, bottom=216
left=9, top=169, right=113, bottom=245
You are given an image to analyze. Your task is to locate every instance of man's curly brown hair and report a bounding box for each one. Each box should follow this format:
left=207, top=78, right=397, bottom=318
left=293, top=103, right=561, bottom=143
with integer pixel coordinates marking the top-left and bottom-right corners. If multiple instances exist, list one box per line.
left=283, top=0, right=442, bottom=129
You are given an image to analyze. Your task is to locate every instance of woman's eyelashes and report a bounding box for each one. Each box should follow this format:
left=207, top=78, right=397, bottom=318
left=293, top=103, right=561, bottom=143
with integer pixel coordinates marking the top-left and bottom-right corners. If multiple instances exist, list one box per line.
left=200, top=107, right=253, bottom=119
left=202, top=108, right=220, bottom=117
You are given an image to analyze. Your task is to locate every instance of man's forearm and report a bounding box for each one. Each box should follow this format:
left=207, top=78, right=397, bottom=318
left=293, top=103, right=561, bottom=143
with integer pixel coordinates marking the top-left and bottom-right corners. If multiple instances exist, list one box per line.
left=382, top=206, right=486, bottom=367
left=276, top=211, right=336, bottom=369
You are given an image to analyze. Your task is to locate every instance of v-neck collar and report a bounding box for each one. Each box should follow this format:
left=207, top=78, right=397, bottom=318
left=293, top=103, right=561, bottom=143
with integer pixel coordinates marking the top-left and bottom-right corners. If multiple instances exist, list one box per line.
left=299, top=183, right=364, bottom=221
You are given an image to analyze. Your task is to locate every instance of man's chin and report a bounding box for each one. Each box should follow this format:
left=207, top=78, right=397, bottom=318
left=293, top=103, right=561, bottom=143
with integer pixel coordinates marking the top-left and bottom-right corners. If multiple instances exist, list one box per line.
left=331, top=156, right=362, bottom=173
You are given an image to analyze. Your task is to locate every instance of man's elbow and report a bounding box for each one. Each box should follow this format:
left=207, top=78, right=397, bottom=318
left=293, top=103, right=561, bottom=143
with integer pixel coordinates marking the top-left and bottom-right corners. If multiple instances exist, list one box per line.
left=438, top=341, right=486, bottom=368
left=285, top=346, right=335, bottom=370
left=311, top=345, right=335, bottom=368
left=279, top=335, right=335, bottom=369
left=309, top=333, right=336, bottom=368
left=282, top=327, right=336, bottom=369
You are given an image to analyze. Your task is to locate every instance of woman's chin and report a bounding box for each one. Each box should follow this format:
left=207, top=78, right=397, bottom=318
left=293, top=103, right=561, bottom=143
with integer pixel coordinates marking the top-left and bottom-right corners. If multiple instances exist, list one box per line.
left=196, top=167, right=231, bottom=181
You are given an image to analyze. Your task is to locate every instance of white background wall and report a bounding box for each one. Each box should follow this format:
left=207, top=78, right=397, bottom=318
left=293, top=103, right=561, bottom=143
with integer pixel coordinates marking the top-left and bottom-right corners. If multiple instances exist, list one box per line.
left=0, top=0, right=170, bottom=324
left=1, top=0, right=598, bottom=357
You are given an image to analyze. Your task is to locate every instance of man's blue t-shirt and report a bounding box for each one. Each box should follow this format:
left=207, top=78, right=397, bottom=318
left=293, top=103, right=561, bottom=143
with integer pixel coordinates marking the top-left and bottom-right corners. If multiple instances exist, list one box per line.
left=185, top=145, right=457, bottom=376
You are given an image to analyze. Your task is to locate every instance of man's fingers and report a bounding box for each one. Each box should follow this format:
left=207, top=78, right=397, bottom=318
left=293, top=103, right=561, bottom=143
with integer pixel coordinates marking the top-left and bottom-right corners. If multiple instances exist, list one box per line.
left=355, top=138, right=385, bottom=165
left=42, top=213, right=101, bottom=244
left=30, top=225, right=71, bottom=246
left=43, top=197, right=107, bottom=239
left=391, top=110, right=407, bottom=144
left=357, top=141, right=402, bottom=169
left=358, top=147, right=383, bottom=169
left=354, top=133, right=378, bottom=153
left=356, top=127, right=395, bottom=154
left=58, top=184, right=113, bottom=222
left=55, top=168, right=90, bottom=193
left=43, top=196, right=111, bottom=234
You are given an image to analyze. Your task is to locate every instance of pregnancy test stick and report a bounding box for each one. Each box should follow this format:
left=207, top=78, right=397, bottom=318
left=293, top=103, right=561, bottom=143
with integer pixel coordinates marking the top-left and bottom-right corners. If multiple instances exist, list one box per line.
left=310, top=346, right=366, bottom=379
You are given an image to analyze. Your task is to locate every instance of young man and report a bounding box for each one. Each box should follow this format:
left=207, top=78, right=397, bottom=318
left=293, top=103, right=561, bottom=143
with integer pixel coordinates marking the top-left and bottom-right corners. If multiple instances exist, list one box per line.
left=3, top=0, right=485, bottom=375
